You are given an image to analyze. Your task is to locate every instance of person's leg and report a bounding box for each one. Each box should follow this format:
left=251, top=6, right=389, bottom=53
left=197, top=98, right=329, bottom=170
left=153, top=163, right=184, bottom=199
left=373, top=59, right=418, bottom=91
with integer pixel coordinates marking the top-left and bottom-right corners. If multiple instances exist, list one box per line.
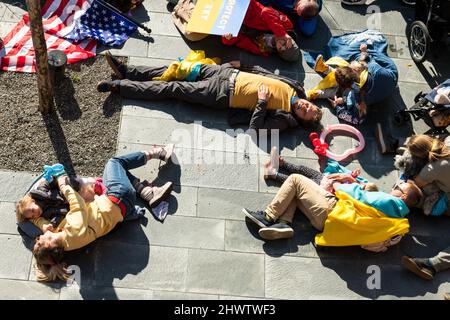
left=124, top=65, right=168, bottom=81
left=258, top=200, right=296, bottom=240
left=280, top=160, right=324, bottom=185
left=265, top=174, right=335, bottom=230
left=118, top=78, right=227, bottom=108
left=102, top=152, right=148, bottom=216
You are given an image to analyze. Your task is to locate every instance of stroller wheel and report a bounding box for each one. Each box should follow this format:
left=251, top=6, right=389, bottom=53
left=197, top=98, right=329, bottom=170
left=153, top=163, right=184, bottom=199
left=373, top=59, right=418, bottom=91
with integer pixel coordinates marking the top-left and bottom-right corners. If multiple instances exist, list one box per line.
left=408, top=21, right=430, bottom=63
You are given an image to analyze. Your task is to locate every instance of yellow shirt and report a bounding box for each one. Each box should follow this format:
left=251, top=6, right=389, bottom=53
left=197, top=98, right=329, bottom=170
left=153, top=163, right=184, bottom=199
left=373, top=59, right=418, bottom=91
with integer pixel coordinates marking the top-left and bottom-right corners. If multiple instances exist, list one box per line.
left=58, top=185, right=123, bottom=251
left=230, top=72, right=296, bottom=112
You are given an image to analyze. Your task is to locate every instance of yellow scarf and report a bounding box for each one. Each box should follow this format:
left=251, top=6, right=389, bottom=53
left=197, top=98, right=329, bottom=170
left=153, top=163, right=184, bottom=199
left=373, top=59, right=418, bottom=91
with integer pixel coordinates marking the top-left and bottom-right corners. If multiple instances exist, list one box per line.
left=315, top=190, right=409, bottom=247
left=152, top=50, right=220, bottom=82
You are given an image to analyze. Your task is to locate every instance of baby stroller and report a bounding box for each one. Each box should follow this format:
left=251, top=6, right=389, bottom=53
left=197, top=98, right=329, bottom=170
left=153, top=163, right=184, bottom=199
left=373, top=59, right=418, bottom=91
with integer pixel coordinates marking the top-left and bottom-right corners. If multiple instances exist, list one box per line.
left=408, top=0, right=450, bottom=62
left=394, top=79, right=450, bottom=135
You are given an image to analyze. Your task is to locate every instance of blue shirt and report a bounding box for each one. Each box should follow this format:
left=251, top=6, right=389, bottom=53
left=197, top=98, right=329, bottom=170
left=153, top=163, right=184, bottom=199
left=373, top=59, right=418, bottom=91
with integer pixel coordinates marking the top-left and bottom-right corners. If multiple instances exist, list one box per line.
left=335, top=183, right=409, bottom=218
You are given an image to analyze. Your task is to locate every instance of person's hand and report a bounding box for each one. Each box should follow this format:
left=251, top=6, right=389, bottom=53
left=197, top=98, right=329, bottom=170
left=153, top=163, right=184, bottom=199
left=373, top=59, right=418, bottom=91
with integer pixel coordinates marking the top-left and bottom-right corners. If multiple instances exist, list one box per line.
left=283, top=34, right=293, bottom=49
left=43, top=224, right=54, bottom=232
left=275, top=36, right=287, bottom=51
left=57, top=175, right=69, bottom=189
left=258, top=84, right=271, bottom=101
left=351, top=169, right=361, bottom=177
left=328, top=96, right=344, bottom=108
left=223, top=33, right=233, bottom=40
left=360, top=43, right=368, bottom=52
left=229, top=60, right=241, bottom=69
left=358, top=102, right=367, bottom=117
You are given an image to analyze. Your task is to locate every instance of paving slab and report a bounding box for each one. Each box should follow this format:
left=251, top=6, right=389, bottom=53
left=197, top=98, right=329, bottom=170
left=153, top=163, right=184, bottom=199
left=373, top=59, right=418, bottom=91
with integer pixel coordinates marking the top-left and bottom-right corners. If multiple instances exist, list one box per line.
left=0, top=279, right=60, bottom=300
left=94, top=241, right=188, bottom=292
left=0, top=171, right=39, bottom=202
left=197, top=188, right=274, bottom=221
left=106, top=37, right=149, bottom=58
left=122, top=98, right=229, bottom=125
left=142, top=215, right=225, bottom=250
left=152, top=290, right=218, bottom=300
left=225, top=220, right=291, bottom=257
left=117, top=143, right=259, bottom=192
left=186, top=249, right=265, bottom=297
left=265, top=256, right=373, bottom=300
left=0, top=234, right=32, bottom=281
left=0, top=201, right=19, bottom=235
left=60, top=285, right=154, bottom=300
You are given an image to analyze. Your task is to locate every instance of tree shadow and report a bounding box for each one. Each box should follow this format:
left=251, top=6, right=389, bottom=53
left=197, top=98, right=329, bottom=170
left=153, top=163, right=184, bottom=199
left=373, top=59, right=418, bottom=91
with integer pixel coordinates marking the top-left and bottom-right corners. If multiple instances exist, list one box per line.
left=53, top=75, right=82, bottom=121
left=41, top=111, right=76, bottom=176
left=102, top=93, right=123, bottom=118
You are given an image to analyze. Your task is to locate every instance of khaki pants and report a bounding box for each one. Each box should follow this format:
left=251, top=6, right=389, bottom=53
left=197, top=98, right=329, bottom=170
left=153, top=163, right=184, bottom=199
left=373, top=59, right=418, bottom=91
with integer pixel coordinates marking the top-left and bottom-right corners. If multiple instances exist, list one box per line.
left=430, top=247, right=450, bottom=272
left=265, top=174, right=337, bottom=231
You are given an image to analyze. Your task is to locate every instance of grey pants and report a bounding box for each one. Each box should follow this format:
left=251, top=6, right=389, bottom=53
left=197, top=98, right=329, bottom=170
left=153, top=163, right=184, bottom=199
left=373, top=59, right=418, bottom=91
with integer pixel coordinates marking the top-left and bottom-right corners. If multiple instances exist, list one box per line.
left=118, top=63, right=236, bottom=109
left=430, top=247, right=450, bottom=272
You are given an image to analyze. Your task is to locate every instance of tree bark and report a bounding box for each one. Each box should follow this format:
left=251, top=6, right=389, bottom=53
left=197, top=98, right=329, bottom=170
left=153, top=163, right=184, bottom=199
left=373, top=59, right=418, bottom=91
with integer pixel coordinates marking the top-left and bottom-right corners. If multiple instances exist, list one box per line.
left=26, top=0, right=54, bottom=114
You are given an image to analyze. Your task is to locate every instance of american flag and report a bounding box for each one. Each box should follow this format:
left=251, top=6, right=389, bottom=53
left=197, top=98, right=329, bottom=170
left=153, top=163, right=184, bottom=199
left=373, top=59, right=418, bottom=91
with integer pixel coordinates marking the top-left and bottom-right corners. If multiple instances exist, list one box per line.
left=65, top=0, right=138, bottom=46
left=0, top=0, right=97, bottom=73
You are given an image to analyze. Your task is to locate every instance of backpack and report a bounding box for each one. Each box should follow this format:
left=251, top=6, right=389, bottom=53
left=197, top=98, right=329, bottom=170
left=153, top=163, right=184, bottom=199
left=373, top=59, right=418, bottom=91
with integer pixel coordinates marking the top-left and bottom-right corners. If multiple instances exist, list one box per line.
left=171, top=0, right=209, bottom=42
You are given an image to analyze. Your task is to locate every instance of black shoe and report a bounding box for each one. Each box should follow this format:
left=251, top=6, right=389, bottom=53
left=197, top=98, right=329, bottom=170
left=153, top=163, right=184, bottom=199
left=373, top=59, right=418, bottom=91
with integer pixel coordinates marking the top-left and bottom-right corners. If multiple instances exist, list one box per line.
left=402, top=256, right=436, bottom=280
left=96, top=80, right=119, bottom=93
left=258, top=223, right=294, bottom=240
left=242, top=208, right=273, bottom=228
left=105, top=51, right=126, bottom=79
left=375, top=123, right=399, bottom=154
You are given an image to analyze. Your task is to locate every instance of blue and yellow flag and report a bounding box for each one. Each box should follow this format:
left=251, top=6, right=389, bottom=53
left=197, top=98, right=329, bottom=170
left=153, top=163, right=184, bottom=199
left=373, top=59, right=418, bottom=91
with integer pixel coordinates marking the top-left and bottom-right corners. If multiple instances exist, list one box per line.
left=187, top=0, right=250, bottom=37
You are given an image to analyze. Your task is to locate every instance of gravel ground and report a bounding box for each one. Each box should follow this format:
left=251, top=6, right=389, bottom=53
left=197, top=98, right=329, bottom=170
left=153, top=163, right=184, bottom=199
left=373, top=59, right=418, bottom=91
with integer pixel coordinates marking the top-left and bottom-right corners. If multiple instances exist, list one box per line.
left=0, top=55, right=126, bottom=177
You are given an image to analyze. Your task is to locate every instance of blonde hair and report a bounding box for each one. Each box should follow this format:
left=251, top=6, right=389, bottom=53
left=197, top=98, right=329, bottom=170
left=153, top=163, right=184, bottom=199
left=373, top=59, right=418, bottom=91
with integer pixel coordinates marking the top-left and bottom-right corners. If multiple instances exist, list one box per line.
left=407, top=135, right=450, bottom=162
left=16, top=194, right=34, bottom=223
left=33, top=241, right=69, bottom=282
left=364, top=182, right=378, bottom=191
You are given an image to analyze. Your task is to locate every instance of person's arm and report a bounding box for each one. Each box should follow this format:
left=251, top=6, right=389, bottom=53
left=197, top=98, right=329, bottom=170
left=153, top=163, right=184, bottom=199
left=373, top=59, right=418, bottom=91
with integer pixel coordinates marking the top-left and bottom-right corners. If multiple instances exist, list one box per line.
left=260, top=8, right=289, bottom=38
left=31, top=217, right=51, bottom=233
left=414, top=174, right=430, bottom=188
left=249, top=84, right=291, bottom=130
left=57, top=176, right=97, bottom=250
left=223, top=33, right=269, bottom=57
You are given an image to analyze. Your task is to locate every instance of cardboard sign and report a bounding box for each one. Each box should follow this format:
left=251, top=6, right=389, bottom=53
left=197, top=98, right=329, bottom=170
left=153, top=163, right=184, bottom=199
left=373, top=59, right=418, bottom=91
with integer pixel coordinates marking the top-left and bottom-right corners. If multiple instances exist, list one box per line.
left=186, top=0, right=250, bottom=37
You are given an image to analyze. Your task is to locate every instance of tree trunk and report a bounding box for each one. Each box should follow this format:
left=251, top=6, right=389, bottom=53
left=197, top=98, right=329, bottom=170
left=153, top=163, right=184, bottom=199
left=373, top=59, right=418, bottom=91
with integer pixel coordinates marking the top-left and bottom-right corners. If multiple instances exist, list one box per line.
left=26, top=0, right=54, bottom=114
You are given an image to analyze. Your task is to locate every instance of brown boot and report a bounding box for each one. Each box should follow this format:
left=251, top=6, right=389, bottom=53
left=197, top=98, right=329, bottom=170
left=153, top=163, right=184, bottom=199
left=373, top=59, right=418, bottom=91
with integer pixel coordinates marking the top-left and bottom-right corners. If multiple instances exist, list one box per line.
left=139, top=181, right=173, bottom=207
left=148, top=144, right=174, bottom=162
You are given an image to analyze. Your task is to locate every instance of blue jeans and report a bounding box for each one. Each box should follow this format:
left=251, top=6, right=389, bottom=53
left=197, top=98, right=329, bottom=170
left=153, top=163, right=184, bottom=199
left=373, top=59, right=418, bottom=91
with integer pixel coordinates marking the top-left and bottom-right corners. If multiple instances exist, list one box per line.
left=102, top=152, right=147, bottom=217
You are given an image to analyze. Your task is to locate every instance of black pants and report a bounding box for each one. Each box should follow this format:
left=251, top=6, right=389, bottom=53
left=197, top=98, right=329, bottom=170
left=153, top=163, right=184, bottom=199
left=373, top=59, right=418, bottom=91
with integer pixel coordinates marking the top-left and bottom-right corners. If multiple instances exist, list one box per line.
left=118, top=63, right=236, bottom=109
left=276, top=161, right=324, bottom=185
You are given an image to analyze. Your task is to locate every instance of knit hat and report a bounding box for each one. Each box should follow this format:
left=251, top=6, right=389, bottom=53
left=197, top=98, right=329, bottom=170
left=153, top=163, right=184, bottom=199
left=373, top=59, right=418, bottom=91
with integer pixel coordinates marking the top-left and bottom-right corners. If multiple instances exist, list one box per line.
left=278, top=41, right=300, bottom=62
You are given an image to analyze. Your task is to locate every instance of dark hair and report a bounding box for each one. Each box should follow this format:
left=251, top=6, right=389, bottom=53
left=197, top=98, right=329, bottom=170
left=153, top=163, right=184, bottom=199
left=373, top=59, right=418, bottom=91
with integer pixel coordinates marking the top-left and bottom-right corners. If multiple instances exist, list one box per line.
left=294, top=105, right=324, bottom=129
left=335, top=66, right=358, bottom=89
left=33, top=243, right=68, bottom=282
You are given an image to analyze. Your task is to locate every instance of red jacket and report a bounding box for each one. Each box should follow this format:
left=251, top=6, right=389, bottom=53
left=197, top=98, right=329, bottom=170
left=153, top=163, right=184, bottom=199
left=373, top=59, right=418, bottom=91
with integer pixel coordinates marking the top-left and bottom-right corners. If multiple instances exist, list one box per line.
left=222, top=0, right=294, bottom=56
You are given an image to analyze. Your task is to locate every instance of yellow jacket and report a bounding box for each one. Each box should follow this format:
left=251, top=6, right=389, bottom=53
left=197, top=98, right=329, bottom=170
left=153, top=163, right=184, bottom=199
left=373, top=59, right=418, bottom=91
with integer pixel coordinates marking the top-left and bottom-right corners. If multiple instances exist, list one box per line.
left=315, top=190, right=409, bottom=247
left=58, top=185, right=123, bottom=251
